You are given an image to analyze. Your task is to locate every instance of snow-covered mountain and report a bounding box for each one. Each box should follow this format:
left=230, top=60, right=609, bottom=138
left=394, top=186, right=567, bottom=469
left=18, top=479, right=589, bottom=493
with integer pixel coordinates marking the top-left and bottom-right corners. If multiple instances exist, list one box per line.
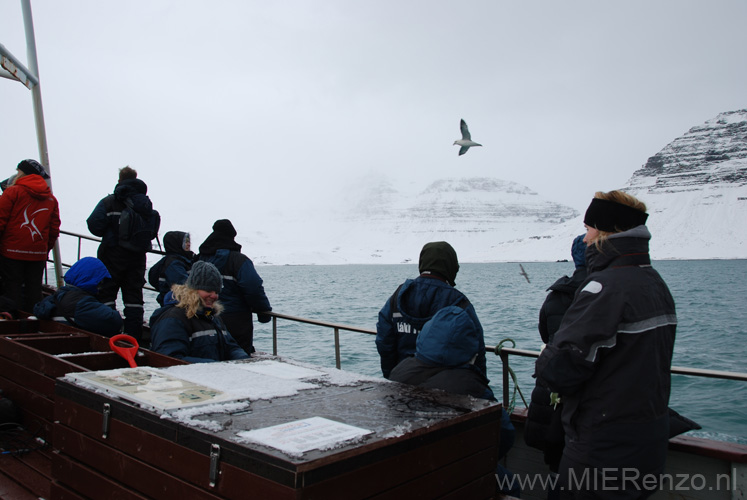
left=488, top=109, right=747, bottom=262
left=251, top=177, right=580, bottom=265
left=248, top=109, right=747, bottom=265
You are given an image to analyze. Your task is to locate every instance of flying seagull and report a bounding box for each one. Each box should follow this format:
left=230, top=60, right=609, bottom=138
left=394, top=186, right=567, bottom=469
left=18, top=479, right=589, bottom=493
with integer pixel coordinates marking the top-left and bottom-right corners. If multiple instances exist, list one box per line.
left=519, top=264, right=531, bottom=283
left=453, top=119, right=482, bottom=156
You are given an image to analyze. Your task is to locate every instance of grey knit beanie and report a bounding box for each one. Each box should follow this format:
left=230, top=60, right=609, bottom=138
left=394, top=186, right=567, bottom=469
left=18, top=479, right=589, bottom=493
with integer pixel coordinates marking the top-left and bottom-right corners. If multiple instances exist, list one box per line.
left=186, top=261, right=223, bottom=292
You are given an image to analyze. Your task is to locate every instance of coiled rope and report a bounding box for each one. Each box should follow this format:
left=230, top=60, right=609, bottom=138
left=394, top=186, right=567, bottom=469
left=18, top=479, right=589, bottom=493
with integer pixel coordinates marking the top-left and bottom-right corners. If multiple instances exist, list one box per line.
left=493, top=338, right=529, bottom=413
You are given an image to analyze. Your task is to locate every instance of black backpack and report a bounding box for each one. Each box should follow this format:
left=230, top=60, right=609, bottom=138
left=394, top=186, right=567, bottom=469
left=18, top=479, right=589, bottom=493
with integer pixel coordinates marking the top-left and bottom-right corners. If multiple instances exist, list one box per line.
left=148, top=254, right=178, bottom=289
left=118, top=198, right=161, bottom=253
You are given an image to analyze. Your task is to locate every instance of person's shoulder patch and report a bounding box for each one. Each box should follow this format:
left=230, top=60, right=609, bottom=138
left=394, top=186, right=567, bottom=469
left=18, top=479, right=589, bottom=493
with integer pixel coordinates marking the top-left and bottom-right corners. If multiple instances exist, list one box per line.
left=581, top=280, right=603, bottom=294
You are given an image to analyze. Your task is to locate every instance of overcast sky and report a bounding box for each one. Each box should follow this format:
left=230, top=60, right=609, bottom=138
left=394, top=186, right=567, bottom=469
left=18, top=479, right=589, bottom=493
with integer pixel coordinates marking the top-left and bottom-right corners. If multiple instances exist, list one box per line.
left=2, top=1, right=746, bottom=247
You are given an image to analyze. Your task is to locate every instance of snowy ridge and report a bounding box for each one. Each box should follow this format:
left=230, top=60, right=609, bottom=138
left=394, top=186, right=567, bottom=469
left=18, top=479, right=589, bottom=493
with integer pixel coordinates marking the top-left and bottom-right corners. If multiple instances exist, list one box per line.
left=246, top=110, right=747, bottom=265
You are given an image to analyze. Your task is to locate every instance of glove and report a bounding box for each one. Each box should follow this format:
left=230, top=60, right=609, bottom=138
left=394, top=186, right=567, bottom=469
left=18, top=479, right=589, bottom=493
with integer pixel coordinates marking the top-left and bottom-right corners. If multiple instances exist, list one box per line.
left=257, top=312, right=272, bottom=323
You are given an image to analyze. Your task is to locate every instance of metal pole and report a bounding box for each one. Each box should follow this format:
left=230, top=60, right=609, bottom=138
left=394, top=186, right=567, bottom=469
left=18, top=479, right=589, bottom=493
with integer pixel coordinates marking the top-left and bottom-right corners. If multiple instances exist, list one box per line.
left=501, top=351, right=510, bottom=409
left=21, top=0, right=63, bottom=287
left=334, top=327, right=341, bottom=369
left=272, top=317, right=278, bottom=356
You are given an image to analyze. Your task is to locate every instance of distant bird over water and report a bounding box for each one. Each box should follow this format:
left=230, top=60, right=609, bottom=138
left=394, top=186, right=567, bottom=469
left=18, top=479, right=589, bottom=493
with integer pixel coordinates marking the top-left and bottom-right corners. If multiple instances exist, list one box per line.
left=519, top=264, right=531, bottom=283
left=453, top=119, right=482, bottom=156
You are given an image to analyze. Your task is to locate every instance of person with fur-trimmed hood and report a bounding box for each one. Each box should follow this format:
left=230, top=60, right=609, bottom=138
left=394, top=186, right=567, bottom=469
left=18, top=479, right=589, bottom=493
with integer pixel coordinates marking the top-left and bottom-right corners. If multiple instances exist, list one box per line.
left=0, top=159, right=60, bottom=311
left=376, top=241, right=487, bottom=379
left=149, top=261, right=248, bottom=363
left=33, top=257, right=123, bottom=336
left=198, top=219, right=272, bottom=355
left=149, top=231, right=195, bottom=306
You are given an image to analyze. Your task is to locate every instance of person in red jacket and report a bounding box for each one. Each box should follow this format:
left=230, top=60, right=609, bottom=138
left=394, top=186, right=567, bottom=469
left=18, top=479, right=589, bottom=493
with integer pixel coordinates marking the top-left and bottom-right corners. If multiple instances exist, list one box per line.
left=0, top=159, right=60, bottom=311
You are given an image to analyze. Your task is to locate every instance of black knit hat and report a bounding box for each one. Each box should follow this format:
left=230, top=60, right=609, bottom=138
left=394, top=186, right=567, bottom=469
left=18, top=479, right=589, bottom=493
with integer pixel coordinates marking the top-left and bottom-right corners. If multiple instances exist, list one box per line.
left=584, top=198, right=648, bottom=233
left=419, top=241, right=459, bottom=286
left=17, top=159, right=50, bottom=179
left=212, top=219, right=237, bottom=237
left=186, top=261, right=223, bottom=292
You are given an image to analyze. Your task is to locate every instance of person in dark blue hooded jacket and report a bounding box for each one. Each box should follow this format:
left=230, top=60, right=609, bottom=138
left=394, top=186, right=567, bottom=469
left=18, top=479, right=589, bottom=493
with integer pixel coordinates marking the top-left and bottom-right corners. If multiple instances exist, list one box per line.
left=198, top=219, right=272, bottom=355
left=376, top=241, right=487, bottom=379
left=33, top=257, right=123, bottom=336
left=149, top=261, right=248, bottom=363
left=149, top=231, right=195, bottom=306
left=388, top=284, right=519, bottom=497
left=86, top=166, right=158, bottom=343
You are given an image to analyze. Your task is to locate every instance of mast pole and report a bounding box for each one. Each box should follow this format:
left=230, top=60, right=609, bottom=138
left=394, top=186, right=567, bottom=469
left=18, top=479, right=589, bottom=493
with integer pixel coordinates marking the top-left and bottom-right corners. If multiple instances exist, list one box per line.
left=21, top=0, right=63, bottom=287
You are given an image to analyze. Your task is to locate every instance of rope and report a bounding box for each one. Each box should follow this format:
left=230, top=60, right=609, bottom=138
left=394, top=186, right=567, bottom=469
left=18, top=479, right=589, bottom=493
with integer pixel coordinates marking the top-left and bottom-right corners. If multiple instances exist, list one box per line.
left=494, top=338, right=529, bottom=413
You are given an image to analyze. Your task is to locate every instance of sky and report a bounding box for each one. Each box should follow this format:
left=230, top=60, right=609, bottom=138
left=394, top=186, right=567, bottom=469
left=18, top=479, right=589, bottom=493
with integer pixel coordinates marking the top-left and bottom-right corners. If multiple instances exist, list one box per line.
left=2, top=1, right=747, bottom=252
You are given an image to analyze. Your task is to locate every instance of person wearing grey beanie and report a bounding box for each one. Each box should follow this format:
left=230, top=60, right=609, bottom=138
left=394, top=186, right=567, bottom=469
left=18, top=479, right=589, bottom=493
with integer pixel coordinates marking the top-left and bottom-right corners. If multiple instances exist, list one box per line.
left=186, top=261, right=223, bottom=293
left=148, top=261, right=248, bottom=363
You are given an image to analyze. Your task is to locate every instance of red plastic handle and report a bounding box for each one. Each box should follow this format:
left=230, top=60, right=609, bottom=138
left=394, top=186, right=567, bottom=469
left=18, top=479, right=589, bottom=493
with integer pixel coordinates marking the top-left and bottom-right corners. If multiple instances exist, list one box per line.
left=109, top=334, right=139, bottom=368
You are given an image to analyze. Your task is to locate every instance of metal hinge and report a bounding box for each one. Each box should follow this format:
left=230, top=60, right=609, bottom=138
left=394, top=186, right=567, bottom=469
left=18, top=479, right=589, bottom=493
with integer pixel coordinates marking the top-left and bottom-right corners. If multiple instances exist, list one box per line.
left=102, top=403, right=111, bottom=439
left=209, top=443, right=221, bottom=488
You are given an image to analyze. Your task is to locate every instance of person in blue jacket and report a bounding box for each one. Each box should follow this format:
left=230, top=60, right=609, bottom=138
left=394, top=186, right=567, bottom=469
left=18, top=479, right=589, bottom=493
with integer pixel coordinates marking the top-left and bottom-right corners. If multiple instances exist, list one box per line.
left=388, top=287, right=519, bottom=498
left=198, top=219, right=272, bottom=355
left=376, top=241, right=487, bottom=379
left=33, top=257, right=123, bottom=336
left=149, top=260, right=248, bottom=363
left=149, top=231, right=195, bottom=306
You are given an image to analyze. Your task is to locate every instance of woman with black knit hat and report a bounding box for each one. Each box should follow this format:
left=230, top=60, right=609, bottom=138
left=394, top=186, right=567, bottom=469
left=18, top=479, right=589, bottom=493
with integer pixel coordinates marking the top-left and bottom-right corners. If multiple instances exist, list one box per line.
left=198, top=219, right=272, bottom=355
left=149, top=260, right=248, bottom=363
left=535, top=190, right=677, bottom=499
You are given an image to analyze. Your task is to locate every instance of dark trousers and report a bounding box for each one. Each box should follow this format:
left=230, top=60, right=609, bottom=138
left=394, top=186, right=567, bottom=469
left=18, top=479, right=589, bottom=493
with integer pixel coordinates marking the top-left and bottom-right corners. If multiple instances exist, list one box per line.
left=221, top=310, right=255, bottom=355
left=97, top=246, right=146, bottom=342
left=0, top=256, right=45, bottom=312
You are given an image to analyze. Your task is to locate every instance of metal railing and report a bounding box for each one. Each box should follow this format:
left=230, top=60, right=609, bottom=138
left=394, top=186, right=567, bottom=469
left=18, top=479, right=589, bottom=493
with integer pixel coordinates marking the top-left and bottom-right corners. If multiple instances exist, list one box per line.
left=44, top=229, right=164, bottom=291
left=53, top=229, right=747, bottom=411
left=264, top=311, right=747, bottom=410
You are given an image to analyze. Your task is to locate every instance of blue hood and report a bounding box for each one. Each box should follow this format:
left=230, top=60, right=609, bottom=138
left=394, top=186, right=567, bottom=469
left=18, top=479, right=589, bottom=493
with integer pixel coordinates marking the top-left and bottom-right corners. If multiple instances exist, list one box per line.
left=415, top=305, right=480, bottom=367
left=571, top=234, right=587, bottom=269
left=64, top=257, right=111, bottom=295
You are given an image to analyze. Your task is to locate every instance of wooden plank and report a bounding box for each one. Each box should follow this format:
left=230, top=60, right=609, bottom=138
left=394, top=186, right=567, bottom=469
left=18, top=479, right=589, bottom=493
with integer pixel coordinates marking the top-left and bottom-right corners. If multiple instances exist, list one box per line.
left=0, top=451, right=52, bottom=499
left=366, top=448, right=497, bottom=500
left=53, top=424, right=228, bottom=500
left=50, top=481, right=91, bottom=500
left=0, top=354, right=57, bottom=395
left=9, top=334, right=94, bottom=354
left=54, top=398, right=297, bottom=500
left=0, top=374, right=55, bottom=423
left=52, top=451, right=150, bottom=500
left=302, top=419, right=499, bottom=499
left=0, top=469, right=39, bottom=500
left=0, top=337, right=87, bottom=379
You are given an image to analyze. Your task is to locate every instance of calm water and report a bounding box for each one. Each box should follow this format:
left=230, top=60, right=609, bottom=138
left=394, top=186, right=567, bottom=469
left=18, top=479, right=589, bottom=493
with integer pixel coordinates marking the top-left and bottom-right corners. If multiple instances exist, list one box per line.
left=243, top=260, right=747, bottom=443
left=144, top=260, right=747, bottom=444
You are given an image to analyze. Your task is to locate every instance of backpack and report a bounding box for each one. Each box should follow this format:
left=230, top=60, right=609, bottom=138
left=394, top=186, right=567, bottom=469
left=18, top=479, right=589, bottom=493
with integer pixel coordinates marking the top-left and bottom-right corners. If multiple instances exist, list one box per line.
left=147, top=254, right=178, bottom=289
left=118, top=197, right=160, bottom=253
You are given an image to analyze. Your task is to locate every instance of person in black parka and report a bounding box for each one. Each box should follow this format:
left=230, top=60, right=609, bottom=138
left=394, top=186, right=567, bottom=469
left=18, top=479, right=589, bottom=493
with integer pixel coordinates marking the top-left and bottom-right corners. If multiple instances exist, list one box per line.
left=86, top=166, right=157, bottom=343
left=525, top=235, right=587, bottom=476
left=535, top=191, right=677, bottom=500
left=198, top=219, right=272, bottom=355
left=149, top=231, right=195, bottom=307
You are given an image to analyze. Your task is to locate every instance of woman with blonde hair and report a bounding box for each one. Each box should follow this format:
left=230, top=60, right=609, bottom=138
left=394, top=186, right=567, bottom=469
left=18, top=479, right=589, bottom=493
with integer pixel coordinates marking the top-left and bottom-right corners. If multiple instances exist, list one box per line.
left=535, top=190, right=677, bottom=499
left=149, top=261, right=248, bottom=363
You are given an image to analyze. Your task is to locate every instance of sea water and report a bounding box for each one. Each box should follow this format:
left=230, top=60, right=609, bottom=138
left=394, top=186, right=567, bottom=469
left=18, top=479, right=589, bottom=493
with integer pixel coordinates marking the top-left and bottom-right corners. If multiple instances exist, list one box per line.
left=143, top=260, right=747, bottom=444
